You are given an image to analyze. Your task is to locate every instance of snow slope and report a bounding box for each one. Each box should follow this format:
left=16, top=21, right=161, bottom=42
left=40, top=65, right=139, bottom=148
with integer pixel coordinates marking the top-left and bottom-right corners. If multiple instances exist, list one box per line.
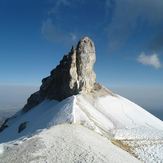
left=0, top=89, right=163, bottom=162
left=0, top=124, right=139, bottom=163
left=0, top=97, right=73, bottom=143
left=77, top=94, right=163, bottom=132
left=76, top=93, right=163, bottom=162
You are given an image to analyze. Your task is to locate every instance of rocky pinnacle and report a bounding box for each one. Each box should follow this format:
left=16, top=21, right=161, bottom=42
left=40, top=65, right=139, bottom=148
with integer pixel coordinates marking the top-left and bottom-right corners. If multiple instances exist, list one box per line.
left=23, top=37, right=96, bottom=112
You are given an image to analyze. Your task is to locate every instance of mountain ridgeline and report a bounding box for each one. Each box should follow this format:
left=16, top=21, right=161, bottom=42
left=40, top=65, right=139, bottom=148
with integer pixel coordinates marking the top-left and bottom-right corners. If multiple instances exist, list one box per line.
left=23, top=37, right=96, bottom=112
left=0, top=37, right=163, bottom=162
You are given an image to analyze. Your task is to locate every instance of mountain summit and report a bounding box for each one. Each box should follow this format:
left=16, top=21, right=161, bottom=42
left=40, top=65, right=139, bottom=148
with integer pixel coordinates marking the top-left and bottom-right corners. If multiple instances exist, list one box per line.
left=0, top=37, right=163, bottom=163
left=23, top=37, right=96, bottom=112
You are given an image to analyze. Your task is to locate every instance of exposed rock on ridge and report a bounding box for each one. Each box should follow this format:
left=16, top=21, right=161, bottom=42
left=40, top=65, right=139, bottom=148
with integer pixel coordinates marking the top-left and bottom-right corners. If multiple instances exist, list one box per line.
left=23, top=37, right=96, bottom=112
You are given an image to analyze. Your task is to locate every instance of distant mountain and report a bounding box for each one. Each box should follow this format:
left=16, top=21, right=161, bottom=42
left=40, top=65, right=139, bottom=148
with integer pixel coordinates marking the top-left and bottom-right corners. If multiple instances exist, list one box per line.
left=0, top=37, right=163, bottom=163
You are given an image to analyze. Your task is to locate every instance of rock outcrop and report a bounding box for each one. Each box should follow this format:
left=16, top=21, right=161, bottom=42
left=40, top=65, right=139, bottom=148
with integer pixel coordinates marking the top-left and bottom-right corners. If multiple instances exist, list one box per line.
left=23, top=37, right=96, bottom=112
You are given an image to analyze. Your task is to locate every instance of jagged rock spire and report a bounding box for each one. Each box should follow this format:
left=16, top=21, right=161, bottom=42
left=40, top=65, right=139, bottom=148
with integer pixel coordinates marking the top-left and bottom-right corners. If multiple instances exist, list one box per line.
left=76, top=37, right=96, bottom=92
left=23, top=36, right=96, bottom=112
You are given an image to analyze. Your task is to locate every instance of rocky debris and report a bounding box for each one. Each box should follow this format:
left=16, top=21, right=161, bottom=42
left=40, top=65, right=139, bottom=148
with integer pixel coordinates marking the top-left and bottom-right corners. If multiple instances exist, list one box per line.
left=23, top=37, right=96, bottom=112
left=18, top=122, right=28, bottom=133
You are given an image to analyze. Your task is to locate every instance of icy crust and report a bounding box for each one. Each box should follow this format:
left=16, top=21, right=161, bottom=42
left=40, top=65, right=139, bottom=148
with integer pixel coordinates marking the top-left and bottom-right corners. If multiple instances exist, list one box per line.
left=119, top=139, right=163, bottom=163
left=113, top=127, right=163, bottom=140
left=0, top=124, right=139, bottom=163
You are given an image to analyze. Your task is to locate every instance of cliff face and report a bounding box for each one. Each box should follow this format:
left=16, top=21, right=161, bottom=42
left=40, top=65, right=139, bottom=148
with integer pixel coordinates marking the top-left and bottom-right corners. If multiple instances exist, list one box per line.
left=23, top=37, right=96, bottom=112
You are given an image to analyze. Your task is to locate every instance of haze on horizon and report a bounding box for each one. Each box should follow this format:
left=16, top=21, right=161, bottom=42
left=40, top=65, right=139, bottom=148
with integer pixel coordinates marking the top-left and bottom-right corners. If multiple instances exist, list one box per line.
left=0, top=0, right=162, bottom=119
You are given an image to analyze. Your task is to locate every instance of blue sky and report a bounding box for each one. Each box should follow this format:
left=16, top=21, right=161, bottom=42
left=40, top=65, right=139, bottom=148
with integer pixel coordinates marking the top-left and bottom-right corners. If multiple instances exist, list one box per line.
left=0, top=0, right=163, bottom=112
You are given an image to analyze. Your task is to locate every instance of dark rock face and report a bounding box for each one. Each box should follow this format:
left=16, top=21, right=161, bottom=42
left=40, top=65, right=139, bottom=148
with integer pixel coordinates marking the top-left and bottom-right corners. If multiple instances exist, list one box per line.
left=23, top=37, right=96, bottom=112
left=18, top=122, right=28, bottom=133
left=0, top=118, right=9, bottom=133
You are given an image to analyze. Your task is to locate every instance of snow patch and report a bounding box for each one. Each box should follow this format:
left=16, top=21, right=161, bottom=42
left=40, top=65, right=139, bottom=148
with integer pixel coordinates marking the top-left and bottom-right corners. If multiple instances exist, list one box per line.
left=0, top=144, right=4, bottom=155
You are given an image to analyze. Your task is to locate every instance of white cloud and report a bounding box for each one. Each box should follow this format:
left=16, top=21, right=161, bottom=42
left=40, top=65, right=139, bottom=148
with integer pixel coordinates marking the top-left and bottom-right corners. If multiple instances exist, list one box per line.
left=48, top=0, right=85, bottom=15
left=41, top=18, right=78, bottom=45
left=48, top=0, right=70, bottom=15
left=41, top=0, right=82, bottom=45
left=41, top=18, right=58, bottom=42
left=137, top=52, right=161, bottom=69
left=70, top=33, right=77, bottom=42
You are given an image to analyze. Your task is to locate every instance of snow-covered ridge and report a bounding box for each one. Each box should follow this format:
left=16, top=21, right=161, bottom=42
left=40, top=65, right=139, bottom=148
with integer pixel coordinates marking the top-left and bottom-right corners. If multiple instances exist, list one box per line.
left=0, top=124, right=140, bottom=163
left=1, top=91, right=163, bottom=142
left=1, top=37, right=163, bottom=162
left=0, top=96, right=74, bottom=143
left=0, top=89, right=163, bottom=162
left=76, top=93, right=163, bottom=138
